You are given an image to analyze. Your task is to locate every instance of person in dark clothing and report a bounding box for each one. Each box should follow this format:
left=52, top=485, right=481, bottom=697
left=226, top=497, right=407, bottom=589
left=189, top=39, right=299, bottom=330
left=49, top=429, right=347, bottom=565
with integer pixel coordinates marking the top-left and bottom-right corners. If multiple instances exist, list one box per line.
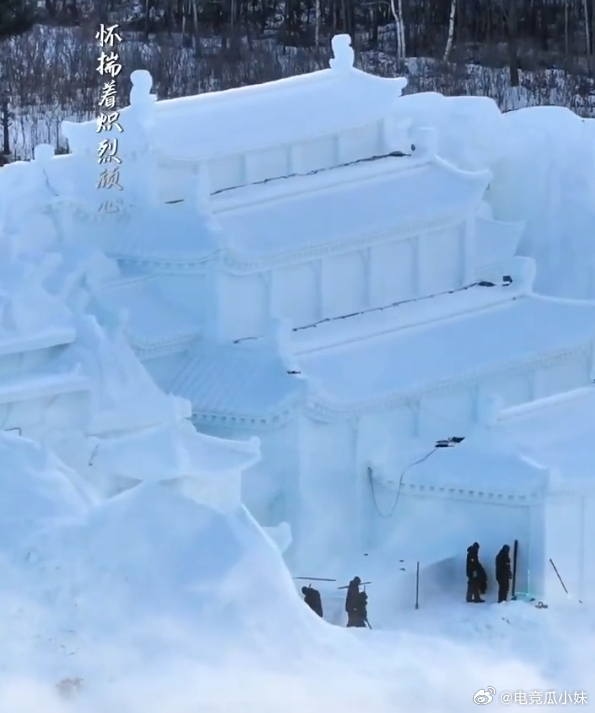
left=354, top=590, right=369, bottom=628
left=345, top=576, right=361, bottom=627
left=466, top=542, right=486, bottom=603
left=495, top=545, right=512, bottom=603
left=301, top=585, right=323, bottom=617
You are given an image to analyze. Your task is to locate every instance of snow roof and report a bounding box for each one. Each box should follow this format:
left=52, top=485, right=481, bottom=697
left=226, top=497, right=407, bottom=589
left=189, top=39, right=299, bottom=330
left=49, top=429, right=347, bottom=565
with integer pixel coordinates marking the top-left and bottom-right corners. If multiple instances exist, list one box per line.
left=90, top=420, right=260, bottom=482
left=217, top=157, right=490, bottom=264
left=70, top=202, right=221, bottom=264
left=61, top=37, right=406, bottom=163
left=495, top=387, right=595, bottom=486
left=399, top=430, right=550, bottom=497
left=98, top=276, right=201, bottom=348
left=0, top=369, right=90, bottom=406
left=151, top=67, right=406, bottom=160
left=299, top=294, right=595, bottom=411
left=168, top=344, right=307, bottom=424
left=291, top=282, right=522, bottom=354
left=0, top=328, right=76, bottom=358
left=0, top=433, right=88, bottom=547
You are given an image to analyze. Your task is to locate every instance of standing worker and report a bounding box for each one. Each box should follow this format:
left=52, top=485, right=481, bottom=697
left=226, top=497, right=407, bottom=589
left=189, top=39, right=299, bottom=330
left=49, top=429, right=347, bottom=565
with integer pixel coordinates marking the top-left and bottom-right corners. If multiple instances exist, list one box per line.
left=466, top=542, right=486, bottom=603
left=354, top=589, right=369, bottom=628
left=495, top=545, right=512, bottom=603
left=345, top=576, right=361, bottom=627
left=301, top=585, right=324, bottom=617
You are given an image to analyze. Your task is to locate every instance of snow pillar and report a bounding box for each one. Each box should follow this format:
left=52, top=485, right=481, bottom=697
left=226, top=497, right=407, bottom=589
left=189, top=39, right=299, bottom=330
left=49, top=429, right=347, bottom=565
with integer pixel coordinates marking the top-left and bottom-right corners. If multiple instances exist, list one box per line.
left=289, top=144, right=305, bottom=174
left=411, top=236, right=421, bottom=298
left=195, top=161, right=211, bottom=212
left=578, top=494, right=586, bottom=601
left=476, top=392, right=502, bottom=426
left=462, top=216, right=476, bottom=285
left=589, top=340, right=595, bottom=382
left=202, top=256, right=224, bottom=342
left=312, top=260, right=323, bottom=320
left=527, top=500, right=546, bottom=599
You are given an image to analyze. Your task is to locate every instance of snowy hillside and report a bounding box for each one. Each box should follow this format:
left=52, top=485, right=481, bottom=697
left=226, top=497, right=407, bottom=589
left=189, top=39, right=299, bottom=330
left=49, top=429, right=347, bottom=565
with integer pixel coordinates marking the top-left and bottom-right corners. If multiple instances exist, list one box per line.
left=1, top=32, right=595, bottom=713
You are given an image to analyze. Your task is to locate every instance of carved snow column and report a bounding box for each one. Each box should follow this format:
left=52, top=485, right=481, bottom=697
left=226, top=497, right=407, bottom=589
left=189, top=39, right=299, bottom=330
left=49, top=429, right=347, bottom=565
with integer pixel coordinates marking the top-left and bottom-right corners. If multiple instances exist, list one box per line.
left=462, top=215, right=476, bottom=285
left=333, top=134, right=342, bottom=166
left=589, top=338, right=595, bottom=383
left=411, top=236, right=421, bottom=298
left=239, top=152, right=249, bottom=186
left=261, top=270, right=273, bottom=322
left=362, top=248, right=372, bottom=308
left=33, top=143, right=73, bottom=243
left=476, top=392, right=503, bottom=427
left=312, top=260, right=323, bottom=320
left=119, top=69, right=159, bottom=206
left=195, top=160, right=211, bottom=212
left=527, top=495, right=547, bottom=599
left=381, top=115, right=414, bottom=155
left=264, top=317, right=299, bottom=373
left=289, top=143, right=305, bottom=174
left=202, top=255, right=224, bottom=343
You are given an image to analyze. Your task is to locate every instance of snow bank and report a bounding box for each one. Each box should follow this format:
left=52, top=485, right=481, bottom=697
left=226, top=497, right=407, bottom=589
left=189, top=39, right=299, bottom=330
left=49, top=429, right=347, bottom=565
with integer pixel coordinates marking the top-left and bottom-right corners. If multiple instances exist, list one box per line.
left=0, top=433, right=88, bottom=551
left=27, top=484, right=314, bottom=650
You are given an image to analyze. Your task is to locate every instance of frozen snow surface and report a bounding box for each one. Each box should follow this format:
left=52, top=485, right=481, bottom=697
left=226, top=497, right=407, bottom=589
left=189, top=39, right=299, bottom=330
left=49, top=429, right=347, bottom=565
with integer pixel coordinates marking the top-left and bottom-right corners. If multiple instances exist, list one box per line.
left=2, top=35, right=595, bottom=713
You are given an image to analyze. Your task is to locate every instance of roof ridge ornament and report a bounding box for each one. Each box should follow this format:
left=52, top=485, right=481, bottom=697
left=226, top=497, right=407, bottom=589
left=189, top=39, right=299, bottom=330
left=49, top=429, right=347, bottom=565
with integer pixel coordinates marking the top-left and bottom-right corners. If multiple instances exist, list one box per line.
left=264, top=317, right=300, bottom=372
left=130, top=69, right=156, bottom=112
left=330, top=34, right=355, bottom=72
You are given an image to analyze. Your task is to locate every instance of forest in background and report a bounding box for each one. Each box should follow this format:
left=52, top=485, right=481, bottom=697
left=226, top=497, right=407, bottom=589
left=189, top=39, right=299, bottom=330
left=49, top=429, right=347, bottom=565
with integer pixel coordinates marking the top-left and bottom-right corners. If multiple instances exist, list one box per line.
left=0, top=0, right=595, bottom=159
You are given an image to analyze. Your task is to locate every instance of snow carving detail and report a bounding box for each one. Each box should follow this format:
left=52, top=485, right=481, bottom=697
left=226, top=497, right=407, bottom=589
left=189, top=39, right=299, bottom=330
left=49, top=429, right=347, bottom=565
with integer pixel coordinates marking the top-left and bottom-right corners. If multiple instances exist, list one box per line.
left=129, top=69, right=156, bottom=110
left=0, top=239, right=71, bottom=335
left=330, top=34, right=354, bottom=72
left=33, top=144, right=55, bottom=163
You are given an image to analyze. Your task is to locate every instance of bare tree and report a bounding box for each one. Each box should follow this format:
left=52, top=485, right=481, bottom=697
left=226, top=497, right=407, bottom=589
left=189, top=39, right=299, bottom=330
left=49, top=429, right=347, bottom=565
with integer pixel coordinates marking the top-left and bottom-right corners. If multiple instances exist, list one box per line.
left=388, top=0, right=405, bottom=61
left=443, top=0, right=456, bottom=60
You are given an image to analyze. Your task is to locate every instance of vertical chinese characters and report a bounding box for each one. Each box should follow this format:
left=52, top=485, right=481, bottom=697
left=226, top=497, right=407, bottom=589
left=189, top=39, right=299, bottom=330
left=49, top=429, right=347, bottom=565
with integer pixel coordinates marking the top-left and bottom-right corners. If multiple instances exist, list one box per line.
left=95, top=23, right=123, bottom=213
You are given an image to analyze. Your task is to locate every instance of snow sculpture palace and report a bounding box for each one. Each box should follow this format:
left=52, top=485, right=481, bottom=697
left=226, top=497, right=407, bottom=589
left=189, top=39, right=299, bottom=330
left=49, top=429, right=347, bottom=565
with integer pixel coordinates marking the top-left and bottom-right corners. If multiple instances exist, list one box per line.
left=3, top=34, right=595, bottom=604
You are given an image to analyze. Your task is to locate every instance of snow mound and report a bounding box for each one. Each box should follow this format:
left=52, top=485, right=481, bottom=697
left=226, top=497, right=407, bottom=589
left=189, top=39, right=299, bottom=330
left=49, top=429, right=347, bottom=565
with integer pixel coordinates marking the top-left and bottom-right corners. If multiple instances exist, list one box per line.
left=26, top=483, right=321, bottom=666
left=0, top=433, right=88, bottom=551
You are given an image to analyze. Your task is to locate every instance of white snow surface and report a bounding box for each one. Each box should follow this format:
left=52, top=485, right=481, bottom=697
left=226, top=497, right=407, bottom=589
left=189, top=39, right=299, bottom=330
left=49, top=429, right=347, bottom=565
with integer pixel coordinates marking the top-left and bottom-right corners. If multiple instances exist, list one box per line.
left=3, top=46, right=595, bottom=713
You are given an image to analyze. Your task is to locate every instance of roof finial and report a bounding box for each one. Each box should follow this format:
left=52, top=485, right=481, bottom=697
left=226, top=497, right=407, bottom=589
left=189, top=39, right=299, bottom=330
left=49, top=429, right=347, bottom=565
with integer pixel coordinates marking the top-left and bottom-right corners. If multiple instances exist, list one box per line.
left=330, top=34, right=354, bottom=72
left=130, top=69, right=156, bottom=110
